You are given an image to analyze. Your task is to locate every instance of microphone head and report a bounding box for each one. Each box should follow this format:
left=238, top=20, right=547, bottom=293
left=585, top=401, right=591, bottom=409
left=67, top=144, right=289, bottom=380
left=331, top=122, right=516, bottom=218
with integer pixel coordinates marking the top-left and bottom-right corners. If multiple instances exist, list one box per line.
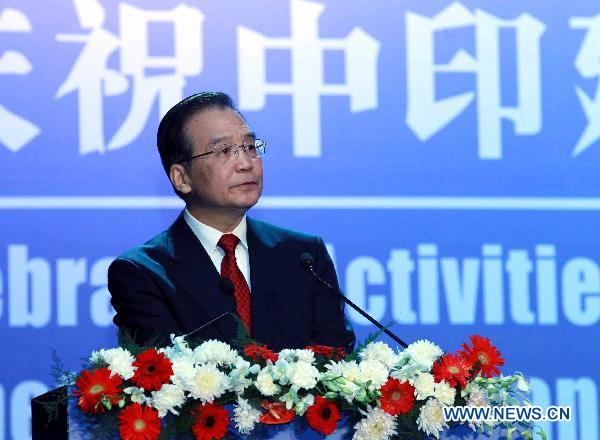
left=219, top=276, right=235, bottom=296
left=300, top=252, right=315, bottom=269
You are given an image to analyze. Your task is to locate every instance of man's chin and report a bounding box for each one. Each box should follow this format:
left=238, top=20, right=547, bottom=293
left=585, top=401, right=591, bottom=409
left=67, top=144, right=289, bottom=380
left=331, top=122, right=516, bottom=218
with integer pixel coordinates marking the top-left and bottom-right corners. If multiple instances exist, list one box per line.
left=232, top=193, right=261, bottom=210
left=231, top=186, right=261, bottom=205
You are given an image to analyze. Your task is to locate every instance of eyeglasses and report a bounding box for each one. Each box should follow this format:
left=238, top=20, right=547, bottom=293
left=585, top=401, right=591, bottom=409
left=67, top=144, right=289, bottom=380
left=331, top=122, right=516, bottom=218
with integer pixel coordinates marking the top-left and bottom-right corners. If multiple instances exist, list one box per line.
left=176, top=139, right=266, bottom=164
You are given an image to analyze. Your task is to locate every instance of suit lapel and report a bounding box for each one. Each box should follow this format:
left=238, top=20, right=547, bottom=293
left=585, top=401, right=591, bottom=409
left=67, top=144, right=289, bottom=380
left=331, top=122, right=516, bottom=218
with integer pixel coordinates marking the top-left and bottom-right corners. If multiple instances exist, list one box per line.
left=247, top=217, right=289, bottom=342
left=167, top=214, right=237, bottom=340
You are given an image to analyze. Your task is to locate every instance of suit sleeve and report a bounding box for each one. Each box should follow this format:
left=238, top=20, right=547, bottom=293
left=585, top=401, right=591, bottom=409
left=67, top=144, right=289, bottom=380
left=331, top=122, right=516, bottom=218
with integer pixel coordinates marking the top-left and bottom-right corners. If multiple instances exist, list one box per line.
left=311, top=237, right=356, bottom=354
left=108, top=257, right=180, bottom=347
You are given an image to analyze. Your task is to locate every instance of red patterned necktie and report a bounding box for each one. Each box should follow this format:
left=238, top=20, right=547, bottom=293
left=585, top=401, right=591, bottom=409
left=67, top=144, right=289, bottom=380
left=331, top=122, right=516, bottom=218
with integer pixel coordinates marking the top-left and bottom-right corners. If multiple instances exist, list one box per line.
left=217, top=234, right=252, bottom=335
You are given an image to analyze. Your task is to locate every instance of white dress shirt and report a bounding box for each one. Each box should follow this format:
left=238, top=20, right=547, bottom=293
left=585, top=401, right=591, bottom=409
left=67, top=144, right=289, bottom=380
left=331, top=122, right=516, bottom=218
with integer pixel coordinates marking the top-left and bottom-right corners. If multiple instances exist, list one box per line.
left=183, top=209, right=251, bottom=289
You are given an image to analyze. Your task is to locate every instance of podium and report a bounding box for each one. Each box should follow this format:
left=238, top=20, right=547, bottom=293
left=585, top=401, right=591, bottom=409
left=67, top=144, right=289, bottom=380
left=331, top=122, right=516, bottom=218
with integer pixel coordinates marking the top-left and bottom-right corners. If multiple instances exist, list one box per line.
left=31, top=387, right=68, bottom=440
left=32, top=387, right=506, bottom=439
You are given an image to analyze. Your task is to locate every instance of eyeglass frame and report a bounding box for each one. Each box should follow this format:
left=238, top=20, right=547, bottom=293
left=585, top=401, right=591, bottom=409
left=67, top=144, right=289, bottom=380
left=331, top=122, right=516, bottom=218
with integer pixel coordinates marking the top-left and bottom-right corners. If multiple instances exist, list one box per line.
left=175, top=139, right=266, bottom=164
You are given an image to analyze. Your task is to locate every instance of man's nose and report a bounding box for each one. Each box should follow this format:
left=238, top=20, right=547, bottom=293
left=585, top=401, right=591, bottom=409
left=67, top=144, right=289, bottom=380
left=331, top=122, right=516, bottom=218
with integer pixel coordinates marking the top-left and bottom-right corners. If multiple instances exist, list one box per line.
left=233, top=146, right=253, bottom=169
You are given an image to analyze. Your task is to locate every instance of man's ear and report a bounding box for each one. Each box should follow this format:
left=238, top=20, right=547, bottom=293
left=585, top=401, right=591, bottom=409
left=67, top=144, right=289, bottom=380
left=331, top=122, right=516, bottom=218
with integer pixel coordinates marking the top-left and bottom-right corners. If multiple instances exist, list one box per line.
left=169, top=164, right=191, bottom=195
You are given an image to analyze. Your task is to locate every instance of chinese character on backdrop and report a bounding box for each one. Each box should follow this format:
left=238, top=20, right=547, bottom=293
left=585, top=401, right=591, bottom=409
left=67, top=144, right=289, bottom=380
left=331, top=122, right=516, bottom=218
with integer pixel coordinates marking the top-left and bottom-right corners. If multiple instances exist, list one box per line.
left=405, top=3, right=545, bottom=159
left=0, top=8, right=40, bottom=152
left=56, top=0, right=204, bottom=155
left=570, top=15, right=600, bottom=157
left=238, top=0, right=380, bottom=157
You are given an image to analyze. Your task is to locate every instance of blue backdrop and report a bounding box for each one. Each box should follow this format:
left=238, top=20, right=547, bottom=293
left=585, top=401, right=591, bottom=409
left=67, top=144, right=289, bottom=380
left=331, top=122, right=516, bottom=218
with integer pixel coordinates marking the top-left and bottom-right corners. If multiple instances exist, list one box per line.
left=0, top=1, right=598, bottom=438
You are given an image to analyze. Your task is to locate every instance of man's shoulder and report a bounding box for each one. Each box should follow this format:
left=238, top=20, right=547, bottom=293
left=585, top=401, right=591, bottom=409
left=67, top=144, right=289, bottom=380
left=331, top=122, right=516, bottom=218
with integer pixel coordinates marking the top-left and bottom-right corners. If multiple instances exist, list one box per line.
left=111, top=221, right=178, bottom=272
left=248, top=217, right=321, bottom=245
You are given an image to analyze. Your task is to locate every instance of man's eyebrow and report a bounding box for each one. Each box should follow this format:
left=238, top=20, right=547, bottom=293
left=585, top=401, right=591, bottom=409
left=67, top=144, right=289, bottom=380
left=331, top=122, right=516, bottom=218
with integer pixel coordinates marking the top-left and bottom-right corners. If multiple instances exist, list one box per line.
left=208, top=136, right=227, bottom=146
left=208, top=131, right=256, bottom=146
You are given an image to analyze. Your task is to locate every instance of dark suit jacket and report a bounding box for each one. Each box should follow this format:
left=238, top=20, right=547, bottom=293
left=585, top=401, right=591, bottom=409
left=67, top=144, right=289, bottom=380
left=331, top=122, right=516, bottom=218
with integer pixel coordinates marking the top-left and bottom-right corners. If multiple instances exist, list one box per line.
left=108, top=214, right=355, bottom=353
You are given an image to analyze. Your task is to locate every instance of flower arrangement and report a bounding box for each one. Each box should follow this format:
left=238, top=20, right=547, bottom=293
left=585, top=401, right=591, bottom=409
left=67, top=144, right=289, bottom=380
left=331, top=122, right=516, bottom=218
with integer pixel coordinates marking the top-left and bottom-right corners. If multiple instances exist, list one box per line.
left=64, top=333, right=543, bottom=439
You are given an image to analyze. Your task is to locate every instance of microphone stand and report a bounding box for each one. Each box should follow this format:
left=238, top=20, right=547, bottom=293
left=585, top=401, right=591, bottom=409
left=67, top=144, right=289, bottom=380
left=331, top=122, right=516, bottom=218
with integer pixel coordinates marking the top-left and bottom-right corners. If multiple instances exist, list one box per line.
left=183, top=277, right=237, bottom=340
left=301, top=253, right=409, bottom=348
left=184, top=310, right=232, bottom=340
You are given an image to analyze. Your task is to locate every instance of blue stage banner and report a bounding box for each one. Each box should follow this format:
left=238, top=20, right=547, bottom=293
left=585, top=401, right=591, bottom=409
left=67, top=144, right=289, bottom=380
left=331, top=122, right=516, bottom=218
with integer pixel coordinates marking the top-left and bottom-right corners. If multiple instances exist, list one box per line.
left=0, top=1, right=598, bottom=438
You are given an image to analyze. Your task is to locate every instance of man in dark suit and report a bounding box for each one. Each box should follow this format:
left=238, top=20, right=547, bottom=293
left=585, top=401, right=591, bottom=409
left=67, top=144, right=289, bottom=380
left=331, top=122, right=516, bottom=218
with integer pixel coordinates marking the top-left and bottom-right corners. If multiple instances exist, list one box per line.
left=108, top=92, right=355, bottom=353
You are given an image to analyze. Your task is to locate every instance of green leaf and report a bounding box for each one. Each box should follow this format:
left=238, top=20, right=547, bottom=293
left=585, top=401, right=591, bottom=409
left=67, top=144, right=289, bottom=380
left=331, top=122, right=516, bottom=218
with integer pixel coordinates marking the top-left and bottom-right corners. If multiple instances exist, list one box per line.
left=366, top=389, right=378, bottom=400
left=117, top=328, right=149, bottom=354
left=506, top=427, right=516, bottom=440
left=326, top=381, right=340, bottom=392
left=230, top=318, right=253, bottom=350
left=355, top=388, right=368, bottom=403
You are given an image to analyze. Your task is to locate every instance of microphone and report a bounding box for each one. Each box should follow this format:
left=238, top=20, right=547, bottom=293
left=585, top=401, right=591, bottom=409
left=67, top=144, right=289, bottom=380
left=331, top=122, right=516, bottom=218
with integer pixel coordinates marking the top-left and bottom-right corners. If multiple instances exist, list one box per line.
left=300, top=252, right=408, bottom=348
left=183, top=276, right=237, bottom=340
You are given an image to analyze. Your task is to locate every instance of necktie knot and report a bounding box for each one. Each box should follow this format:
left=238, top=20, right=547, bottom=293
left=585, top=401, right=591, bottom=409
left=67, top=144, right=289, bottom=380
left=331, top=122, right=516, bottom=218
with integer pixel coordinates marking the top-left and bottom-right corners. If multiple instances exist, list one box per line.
left=218, top=234, right=239, bottom=255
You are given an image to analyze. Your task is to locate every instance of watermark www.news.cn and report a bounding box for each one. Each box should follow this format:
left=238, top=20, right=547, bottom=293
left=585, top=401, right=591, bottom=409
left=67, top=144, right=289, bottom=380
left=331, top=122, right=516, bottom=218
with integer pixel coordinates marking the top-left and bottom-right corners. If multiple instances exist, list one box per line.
left=444, top=406, right=571, bottom=422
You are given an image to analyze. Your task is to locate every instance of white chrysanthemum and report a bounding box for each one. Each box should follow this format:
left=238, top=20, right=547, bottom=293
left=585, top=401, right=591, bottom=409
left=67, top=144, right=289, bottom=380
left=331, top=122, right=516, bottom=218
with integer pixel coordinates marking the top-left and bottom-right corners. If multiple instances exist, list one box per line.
left=358, top=359, right=389, bottom=390
left=434, top=381, right=456, bottom=406
left=194, top=340, right=239, bottom=367
left=405, top=340, right=443, bottom=370
left=186, top=364, right=229, bottom=403
left=233, top=397, right=261, bottom=434
left=151, top=384, right=186, bottom=418
left=466, top=390, right=490, bottom=431
left=353, top=406, right=398, bottom=440
left=97, top=348, right=136, bottom=380
left=417, top=398, right=449, bottom=439
left=467, top=390, right=488, bottom=407
left=359, top=342, right=401, bottom=370
left=326, top=360, right=361, bottom=381
left=170, top=355, right=196, bottom=386
left=255, top=366, right=280, bottom=396
left=412, top=372, right=436, bottom=400
left=278, top=349, right=315, bottom=364
left=287, top=361, right=319, bottom=390
left=123, top=386, right=148, bottom=404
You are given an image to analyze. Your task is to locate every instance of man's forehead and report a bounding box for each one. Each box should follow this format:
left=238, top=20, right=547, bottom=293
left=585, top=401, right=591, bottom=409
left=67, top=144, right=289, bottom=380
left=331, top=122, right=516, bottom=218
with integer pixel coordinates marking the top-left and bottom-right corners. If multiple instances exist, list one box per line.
left=185, top=107, right=252, bottom=142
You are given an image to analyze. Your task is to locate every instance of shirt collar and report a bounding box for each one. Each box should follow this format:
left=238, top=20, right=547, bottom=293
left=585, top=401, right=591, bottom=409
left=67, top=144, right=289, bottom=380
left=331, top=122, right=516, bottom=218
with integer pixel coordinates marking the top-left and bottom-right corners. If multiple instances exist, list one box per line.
left=183, top=209, right=248, bottom=252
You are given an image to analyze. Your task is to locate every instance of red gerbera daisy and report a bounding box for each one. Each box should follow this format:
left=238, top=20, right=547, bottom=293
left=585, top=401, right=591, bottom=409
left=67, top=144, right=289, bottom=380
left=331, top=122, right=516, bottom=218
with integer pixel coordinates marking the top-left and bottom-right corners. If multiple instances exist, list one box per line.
left=305, top=344, right=346, bottom=361
left=131, top=349, right=173, bottom=391
left=244, top=343, right=278, bottom=364
left=74, top=367, right=122, bottom=414
left=379, top=378, right=416, bottom=416
left=118, top=403, right=161, bottom=440
left=305, top=395, right=342, bottom=435
left=191, top=403, right=229, bottom=440
left=432, top=353, right=472, bottom=389
left=73, top=368, right=123, bottom=414
left=458, top=334, right=505, bottom=378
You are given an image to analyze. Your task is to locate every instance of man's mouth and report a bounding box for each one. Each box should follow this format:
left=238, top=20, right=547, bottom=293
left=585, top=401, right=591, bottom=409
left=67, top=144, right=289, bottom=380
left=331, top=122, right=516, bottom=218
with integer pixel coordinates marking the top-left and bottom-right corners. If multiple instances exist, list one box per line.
left=234, top=181, right=257, bottom=188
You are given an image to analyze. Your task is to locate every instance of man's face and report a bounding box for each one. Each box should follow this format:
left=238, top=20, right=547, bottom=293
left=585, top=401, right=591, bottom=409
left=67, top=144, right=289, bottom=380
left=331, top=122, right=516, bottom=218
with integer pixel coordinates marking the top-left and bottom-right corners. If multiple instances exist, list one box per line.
left=179, top=108, right=263, bottom=215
